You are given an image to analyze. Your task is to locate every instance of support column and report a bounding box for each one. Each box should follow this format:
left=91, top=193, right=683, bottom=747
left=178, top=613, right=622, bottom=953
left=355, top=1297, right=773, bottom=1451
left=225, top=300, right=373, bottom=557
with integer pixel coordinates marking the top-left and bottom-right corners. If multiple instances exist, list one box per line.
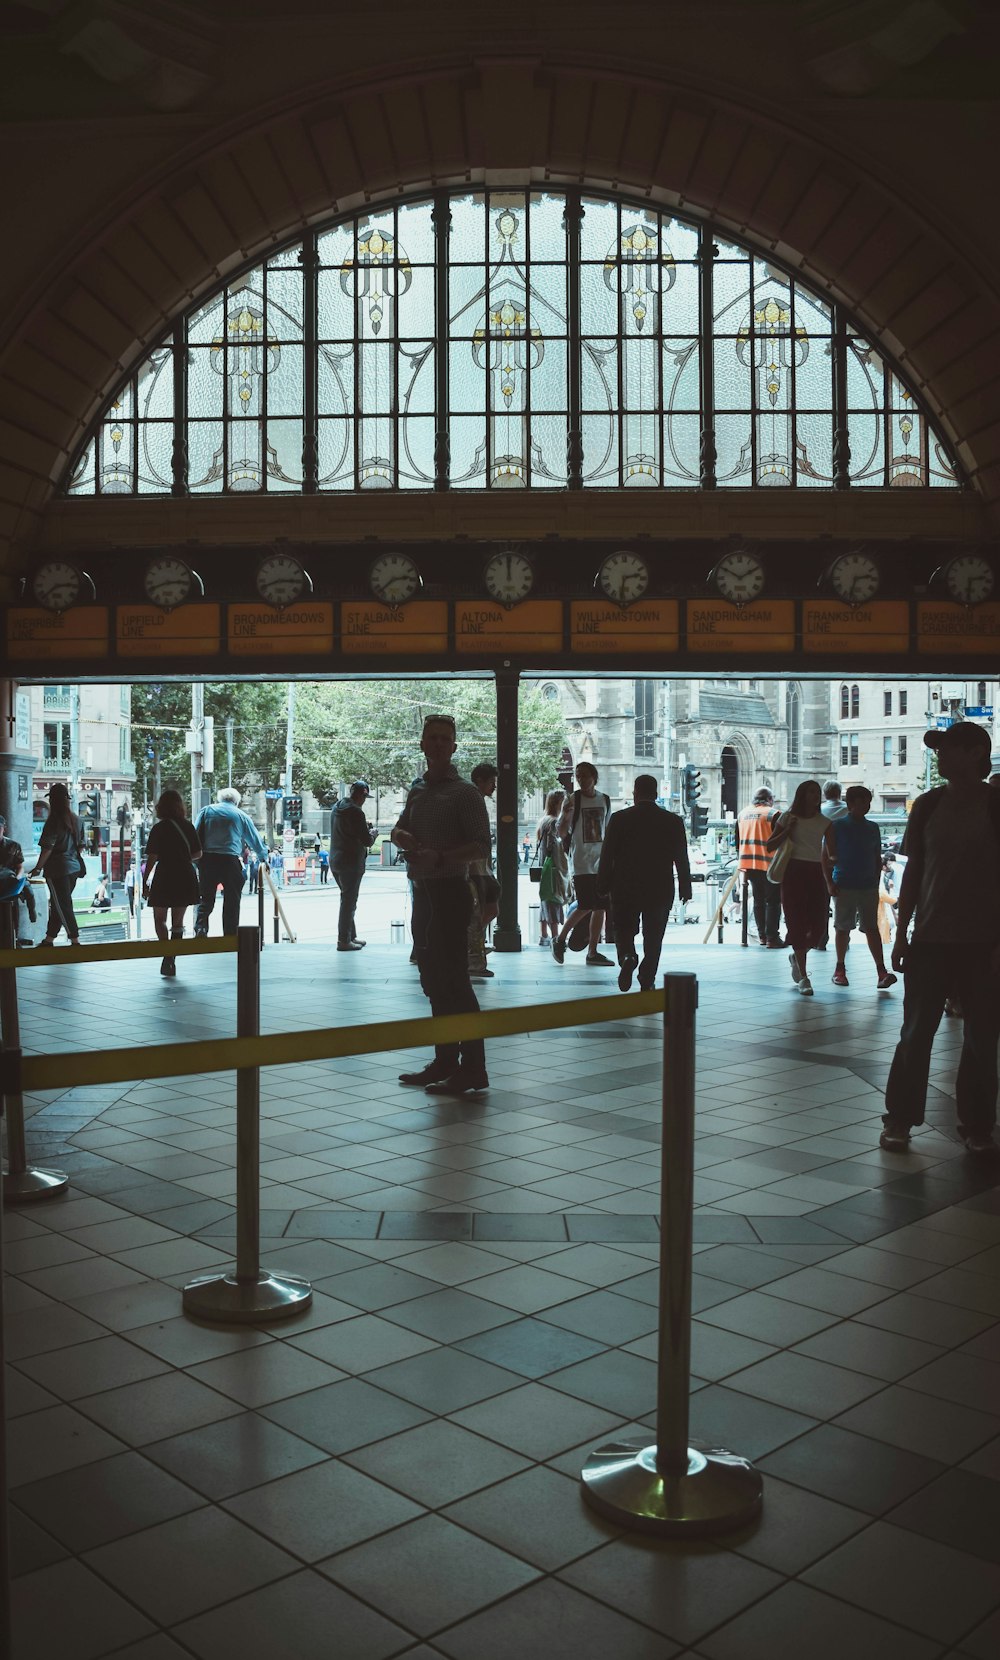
left=0, top=683, right=41, bottom=943
left=493, top=668, right=521, bottom=953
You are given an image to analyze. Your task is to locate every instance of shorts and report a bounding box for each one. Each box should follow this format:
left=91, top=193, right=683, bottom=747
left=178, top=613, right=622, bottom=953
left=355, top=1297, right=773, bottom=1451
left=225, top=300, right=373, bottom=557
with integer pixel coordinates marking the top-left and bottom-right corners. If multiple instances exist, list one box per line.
left=572, top=872, right=605, bottom=912
left=834, top=887, right=878, bottom=933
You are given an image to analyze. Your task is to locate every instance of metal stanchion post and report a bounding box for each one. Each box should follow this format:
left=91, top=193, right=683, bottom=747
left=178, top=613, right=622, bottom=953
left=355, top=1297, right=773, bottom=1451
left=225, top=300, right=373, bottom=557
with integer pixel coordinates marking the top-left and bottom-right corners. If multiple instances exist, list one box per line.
left=258, top=865, right=265, bottom=949
left=183, top=926, right=311, bottom=1323
left=741, top=871, right=749, bottom=947
left=0, top=906, right=68, bottom=1203
left=0, top=1076, right=10, bottom=1660
left=273, top=873, right=280, bottom=944
left=581, top=972, right=762, bottom=1536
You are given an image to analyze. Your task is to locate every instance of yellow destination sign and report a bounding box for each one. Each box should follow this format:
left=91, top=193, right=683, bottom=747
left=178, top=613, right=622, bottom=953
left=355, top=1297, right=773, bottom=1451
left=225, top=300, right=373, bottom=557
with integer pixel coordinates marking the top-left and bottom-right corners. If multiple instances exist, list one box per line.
left=917, top=602, right=1000, bottom=655
left=571, top=601, right=679, bottom=653
left=687, top=599, right=795, bottom=653
left=341, top=601, right=448, bottom=655
left=803, top=601, right=909, bottom=654
left=7, top=606, right=108, bottom=661
left=228, top=603, right=334, bottom=656
left=117, top=604, right=221, bottom=657
left=455, top=601, right=563, bottom=654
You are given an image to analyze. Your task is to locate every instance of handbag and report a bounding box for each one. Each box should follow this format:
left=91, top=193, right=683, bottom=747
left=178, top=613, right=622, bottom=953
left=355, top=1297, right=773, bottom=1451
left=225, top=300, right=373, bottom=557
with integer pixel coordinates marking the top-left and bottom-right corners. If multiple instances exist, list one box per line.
left=538, top=856, right=555, bottom=901
left=766, top=827, right=794, bottom=886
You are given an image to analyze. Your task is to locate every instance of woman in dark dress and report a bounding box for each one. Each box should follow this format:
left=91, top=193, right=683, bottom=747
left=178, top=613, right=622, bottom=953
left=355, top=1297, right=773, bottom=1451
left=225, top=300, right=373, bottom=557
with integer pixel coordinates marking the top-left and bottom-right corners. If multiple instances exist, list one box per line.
left=29, top=782, right=85, bottom=946
left=143, top=789, right=202, bottom=977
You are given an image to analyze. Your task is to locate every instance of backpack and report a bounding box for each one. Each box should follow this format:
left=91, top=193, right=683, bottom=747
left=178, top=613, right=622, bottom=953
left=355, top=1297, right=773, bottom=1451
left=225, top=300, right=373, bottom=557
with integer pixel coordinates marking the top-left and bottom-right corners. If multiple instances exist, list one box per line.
left=561, top=790, right=612, bottom=855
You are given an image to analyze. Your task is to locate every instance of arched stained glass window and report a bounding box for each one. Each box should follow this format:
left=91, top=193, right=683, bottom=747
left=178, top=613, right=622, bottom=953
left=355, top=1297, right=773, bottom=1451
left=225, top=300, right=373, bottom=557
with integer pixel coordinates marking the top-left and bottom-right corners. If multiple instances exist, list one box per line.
left=65, top=189, right=961, bottom=497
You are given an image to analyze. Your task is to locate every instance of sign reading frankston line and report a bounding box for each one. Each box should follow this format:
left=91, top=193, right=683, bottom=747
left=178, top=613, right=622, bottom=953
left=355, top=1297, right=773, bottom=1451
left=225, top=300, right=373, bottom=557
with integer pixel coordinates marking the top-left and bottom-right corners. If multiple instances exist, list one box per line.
left=571, top=601, right=679, bottom=653
left=687, top=599, right=795, bottom=653
left=227, top=603, right=334, bottom=656
left=803, top=600, right=909, bottom=654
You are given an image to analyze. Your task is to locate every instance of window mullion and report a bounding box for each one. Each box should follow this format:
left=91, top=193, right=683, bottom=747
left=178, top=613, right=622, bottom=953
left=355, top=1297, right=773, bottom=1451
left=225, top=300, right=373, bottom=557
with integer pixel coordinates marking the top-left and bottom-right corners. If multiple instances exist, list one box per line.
left=565, top=190, right=583, bottom=488
left=433, top=193, right=451, bottom=491
left=170, top=322, right=188, bottom=496
left=301, top=233, right=319, bottom=492
left=833, top=304, right=850, bottom=490
left=698, top=228, right=717, bottom=488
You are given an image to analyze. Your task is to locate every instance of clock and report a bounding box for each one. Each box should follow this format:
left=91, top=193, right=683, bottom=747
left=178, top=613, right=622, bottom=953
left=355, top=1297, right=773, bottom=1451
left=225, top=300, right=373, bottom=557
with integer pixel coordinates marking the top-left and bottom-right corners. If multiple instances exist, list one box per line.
left=711, top=551, right=765, bottom=607
left=597, top=550, right=650, bottom=608
left=368, top=552, right=421, bottom=607
left=941, top=553, right=994, bottom=606
left=255, top=553, right=312, bottom=609
left=828, top=549, right=880, bottom=606
left=483, top=547, right=535, bottom=607
left=143, top=557, right=203, bottom=611
left=30, top=562, right=94, bottom=613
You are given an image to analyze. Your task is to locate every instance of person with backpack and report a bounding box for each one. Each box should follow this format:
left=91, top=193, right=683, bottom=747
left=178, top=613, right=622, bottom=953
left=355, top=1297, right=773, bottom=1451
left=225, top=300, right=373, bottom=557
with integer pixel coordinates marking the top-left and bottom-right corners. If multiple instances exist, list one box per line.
left=28, top=782, right=86, bottom=946
left=551, top=761, right=614, bottom=967
left=881, top=721, right=1000, bottom=1157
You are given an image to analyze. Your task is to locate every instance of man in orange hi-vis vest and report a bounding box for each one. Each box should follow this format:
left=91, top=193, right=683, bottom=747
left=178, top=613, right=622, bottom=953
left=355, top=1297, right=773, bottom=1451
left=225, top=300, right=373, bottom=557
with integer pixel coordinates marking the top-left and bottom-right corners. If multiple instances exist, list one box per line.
left=738, top=787, right=783, bottom=949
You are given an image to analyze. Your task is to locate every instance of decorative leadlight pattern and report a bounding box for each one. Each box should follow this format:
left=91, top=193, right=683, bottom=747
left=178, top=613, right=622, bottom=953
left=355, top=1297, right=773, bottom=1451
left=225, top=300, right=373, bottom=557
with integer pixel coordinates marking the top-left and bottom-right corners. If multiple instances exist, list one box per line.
left=65, top=190, right=960, bottom=496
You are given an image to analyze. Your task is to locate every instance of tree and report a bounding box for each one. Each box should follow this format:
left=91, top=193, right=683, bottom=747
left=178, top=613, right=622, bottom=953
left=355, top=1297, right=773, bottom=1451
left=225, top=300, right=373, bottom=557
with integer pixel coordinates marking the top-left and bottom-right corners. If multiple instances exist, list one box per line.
left=132, top=682, right=288, bottom=815
left=294, top=680, right=568, bottom=800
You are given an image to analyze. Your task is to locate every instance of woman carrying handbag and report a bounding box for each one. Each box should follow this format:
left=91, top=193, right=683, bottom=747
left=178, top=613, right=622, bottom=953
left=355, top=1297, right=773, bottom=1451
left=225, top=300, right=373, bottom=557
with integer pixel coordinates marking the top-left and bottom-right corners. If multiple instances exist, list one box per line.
left=766, top=779, right=828, bottom=997
left=29, top=782, right=86, bottom=947
left=534, top=789, right=568, bottom=945
left=143, top=790, right=203, bottom=977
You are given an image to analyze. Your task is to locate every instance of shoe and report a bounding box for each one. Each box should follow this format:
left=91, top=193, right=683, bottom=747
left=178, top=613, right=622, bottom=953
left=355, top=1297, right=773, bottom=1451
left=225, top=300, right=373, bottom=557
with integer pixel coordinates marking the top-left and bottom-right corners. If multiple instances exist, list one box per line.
left=767, top=938, right=786, bottom=949
left=425, top=1070, right=490, bottom=1096
left=586, top=951, right=615, bottom=966
left=470, top=971, right=494, bottom=982
left=788, top=952, right=802, bottom=984
left=879, top=1119, right=911, bottom=1152
left=538, top=939, right=551, bottom=948
left=637, top=979, right=654, bottom=993
left=961, top=1128, right=1000, bottom=1157
left=399, top=1063, right=452, bottom=1087
left=552, top=938, right=566, bottom=964
left=618, top=956, right=637, bottom=992
left=194, top=925, right=208, bottom=939
left=160, top=957, right=176, bottom=977
left=16, top=938, right=34, bottom=947
left=798, top=976, right=814, bottom=996
left=40, top=938, right=57, bottom=948
left=337, top=941, right=366, bottom=951
left=814, top=943, right=827, bottom=951
left=877, top=973, right=897, bottom=991
left=832, top=967, right=849, bottom=987
left=944, top=997, right=963, bottom=1018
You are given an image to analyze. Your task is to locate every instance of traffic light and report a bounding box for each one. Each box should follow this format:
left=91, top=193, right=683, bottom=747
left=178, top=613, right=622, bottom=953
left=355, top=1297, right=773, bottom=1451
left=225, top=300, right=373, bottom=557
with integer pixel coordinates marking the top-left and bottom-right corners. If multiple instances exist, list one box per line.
left=681, top=764, right=702, bottom=808
left=116, top=803, right=131, bottom=827
left=690, top=803, right=709, bottom=839
left=81, top=788, right=102, bottom=820
left=286, top=793, right=302, bottom=828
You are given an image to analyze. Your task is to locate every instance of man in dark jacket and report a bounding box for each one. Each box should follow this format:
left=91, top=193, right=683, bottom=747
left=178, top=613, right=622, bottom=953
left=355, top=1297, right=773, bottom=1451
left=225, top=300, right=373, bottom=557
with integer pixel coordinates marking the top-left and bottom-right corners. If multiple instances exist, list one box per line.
left=330, top=780, right=376, bottom=950
left=597, top=775, right=692, bottom=992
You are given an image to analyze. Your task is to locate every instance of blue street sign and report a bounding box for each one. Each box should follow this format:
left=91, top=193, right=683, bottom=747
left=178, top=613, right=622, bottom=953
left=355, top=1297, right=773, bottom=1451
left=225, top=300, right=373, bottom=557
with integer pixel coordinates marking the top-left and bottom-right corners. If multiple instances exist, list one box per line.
left=265, top=787, right=284, bottom=798
left=965, top=706, right=994, bottom=719
left=936, top=716, right=954, bottom=729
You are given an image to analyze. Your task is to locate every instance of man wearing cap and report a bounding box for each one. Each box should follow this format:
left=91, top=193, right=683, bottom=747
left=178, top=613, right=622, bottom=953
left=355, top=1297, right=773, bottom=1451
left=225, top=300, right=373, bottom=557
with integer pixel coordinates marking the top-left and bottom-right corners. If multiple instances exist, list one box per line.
left=737, top=787, right=783, bottom=948
left=882, top=722, right=1000, bottom=1157
left=330, top=780, right=376, bottom=951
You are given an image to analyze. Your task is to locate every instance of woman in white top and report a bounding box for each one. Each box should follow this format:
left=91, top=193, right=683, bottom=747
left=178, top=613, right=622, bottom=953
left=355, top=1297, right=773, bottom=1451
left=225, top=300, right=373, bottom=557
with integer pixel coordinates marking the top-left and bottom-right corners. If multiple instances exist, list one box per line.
left=767, top=779, right=829, bottom=996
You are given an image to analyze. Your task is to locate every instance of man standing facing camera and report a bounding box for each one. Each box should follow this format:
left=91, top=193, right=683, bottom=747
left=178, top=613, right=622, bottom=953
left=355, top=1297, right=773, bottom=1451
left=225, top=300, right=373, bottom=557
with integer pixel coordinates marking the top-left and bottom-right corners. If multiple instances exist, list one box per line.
left=881, top=722, right=1000, bottom=1158
left=552, top=761, right=615, bottom=967
left=392, top=716, right=492, bottom=1096
left=330, top=780, right=376, bottom=951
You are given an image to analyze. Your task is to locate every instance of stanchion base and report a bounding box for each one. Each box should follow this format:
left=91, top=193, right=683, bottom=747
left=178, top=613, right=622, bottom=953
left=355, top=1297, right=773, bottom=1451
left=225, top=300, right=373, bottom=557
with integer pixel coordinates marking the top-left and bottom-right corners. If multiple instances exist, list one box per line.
left=3, top=1166, right=69, bottom=1204
left=182, top=1269, right=312, bottom=1325
left=581, top=1438, right=763, bottom=1537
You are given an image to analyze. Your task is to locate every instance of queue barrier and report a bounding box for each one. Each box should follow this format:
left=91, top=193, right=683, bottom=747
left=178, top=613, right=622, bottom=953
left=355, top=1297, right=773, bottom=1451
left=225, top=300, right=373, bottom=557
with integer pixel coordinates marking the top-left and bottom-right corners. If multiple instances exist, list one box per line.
left=0, top=929, right=762, bottom=1541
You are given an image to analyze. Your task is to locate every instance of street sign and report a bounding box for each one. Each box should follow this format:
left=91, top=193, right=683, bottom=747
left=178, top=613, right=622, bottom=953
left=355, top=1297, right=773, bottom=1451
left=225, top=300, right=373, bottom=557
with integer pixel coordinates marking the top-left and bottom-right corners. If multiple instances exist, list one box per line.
left=265, top=787, right=284, bottom=799
left=936, top=716, right=954, bottom=729
left=965, top=705, right=994, bottom=719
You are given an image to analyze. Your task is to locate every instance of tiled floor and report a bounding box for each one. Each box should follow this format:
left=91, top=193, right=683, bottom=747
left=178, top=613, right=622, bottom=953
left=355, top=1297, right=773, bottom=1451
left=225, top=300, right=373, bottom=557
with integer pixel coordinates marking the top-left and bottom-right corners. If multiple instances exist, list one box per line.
left=4, top=938, right=1000, bottom=1659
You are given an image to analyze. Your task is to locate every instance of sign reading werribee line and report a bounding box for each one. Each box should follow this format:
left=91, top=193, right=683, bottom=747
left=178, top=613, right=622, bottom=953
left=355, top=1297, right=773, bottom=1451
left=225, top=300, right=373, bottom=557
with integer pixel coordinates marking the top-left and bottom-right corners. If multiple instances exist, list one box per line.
left=7, top=606, right=108, bottom=660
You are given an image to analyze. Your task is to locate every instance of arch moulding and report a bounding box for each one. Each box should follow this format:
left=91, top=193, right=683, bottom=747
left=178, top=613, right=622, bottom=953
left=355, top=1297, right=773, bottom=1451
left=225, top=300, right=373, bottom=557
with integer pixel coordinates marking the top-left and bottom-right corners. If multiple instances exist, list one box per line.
left=2, top=52, right=998, bottom=577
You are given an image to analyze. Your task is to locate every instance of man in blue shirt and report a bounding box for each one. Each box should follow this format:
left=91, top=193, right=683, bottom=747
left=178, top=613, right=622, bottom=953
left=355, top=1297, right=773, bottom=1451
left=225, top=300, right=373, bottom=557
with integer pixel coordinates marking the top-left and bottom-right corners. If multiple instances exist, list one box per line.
left=821, top=784, right=896, bottom=991
left=194, top=787, right=268, bottom=937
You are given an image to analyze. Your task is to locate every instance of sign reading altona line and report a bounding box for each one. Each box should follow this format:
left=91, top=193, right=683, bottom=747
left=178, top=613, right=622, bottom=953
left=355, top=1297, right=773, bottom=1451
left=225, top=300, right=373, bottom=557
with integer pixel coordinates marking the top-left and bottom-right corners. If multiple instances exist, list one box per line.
left=455, top=601, right=563, bottom=654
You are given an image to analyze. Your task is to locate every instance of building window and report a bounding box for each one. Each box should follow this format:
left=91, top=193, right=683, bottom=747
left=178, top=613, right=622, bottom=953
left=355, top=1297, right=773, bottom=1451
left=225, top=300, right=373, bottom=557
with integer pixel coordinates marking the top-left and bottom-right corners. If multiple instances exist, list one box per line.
left=840, top=683, right=849, bottom=719
left=851, top=684, right=860, bottom=719
left=42, top=686, right=71, bottom=710
left=899, top=689, right=907, bottom=715
left=119, top=726, right=131, bottom=768
left=883, top=737, right=892, bottom=765
left=841, top=732, right=859, bottom=768
left=43, top=723, right=70, bottom=766
left=884, top=690, right=892, bottom=716
left=898, top=736, right=907, bottom=765
left=977, top=681, right=987, bottom=705
left=786, top=684, right=801, bottom=765
left=63, top=189, right=962, bottom=496
left=634, top=679, right=655, bottom=758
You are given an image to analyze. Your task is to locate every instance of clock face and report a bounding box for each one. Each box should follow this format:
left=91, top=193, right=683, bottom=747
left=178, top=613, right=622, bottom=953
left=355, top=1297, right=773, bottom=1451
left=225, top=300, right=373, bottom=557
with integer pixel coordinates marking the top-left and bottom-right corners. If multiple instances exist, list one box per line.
left=484, top=548, right=534, bottom=607
left=829, top=550, right=880, bottom=606
left=32, top=562, right=83, bottom=612
left=598, top=550, right=650, bottom=608
left=256, top=554, right=311, bottom=609
left=369, top=552, right=421, bottom=607
left=944, top=554, right=994, bottom=606
left=712, top=551, right=765, bottom=607
left=143, top=557, right=200, bottom=610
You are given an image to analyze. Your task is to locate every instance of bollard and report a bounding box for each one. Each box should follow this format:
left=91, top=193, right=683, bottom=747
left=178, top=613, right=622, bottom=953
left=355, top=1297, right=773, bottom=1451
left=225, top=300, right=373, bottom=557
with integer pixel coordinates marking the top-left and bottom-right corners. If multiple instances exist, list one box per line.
left=183, top=926, right=311, bottom=1323
left=0, top=906, right=68, bottom=1203
left=581, top=972, right=762, bottom=1535
left=390, top=919, right=405, bottom=944
left=741, top=871, right=749, bottom=948
left=258, top=865, right=265, bottom=950
left=273, top=874, right=280, bottom=945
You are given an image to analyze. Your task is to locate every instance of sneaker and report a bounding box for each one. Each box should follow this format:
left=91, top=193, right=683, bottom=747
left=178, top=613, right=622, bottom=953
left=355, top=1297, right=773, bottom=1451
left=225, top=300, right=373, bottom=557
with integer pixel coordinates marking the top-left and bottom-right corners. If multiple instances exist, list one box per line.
left=586, top=951, right=615, bottom=966
left=788, top=952, right=802, bottom=984
left=961, top=1128, right=1000, bottom=1157
left=552, top=938, right=566, bottom=964
left=832, top=967, right=849, bottom=987
left=538, top=939, right=551, bottom=948
left=337, top=941, right=365, bottom=951
left=469, top=969, right=494, bottom=981
left=879, top=1118, right=911, bottom=1152
left=618, top=956, right=637, bottom=992
left=766, top=939, right=784, bottom=949
left=798, top=976, right=814, bottom=996
left=877, top=972, right=897, bottom=991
